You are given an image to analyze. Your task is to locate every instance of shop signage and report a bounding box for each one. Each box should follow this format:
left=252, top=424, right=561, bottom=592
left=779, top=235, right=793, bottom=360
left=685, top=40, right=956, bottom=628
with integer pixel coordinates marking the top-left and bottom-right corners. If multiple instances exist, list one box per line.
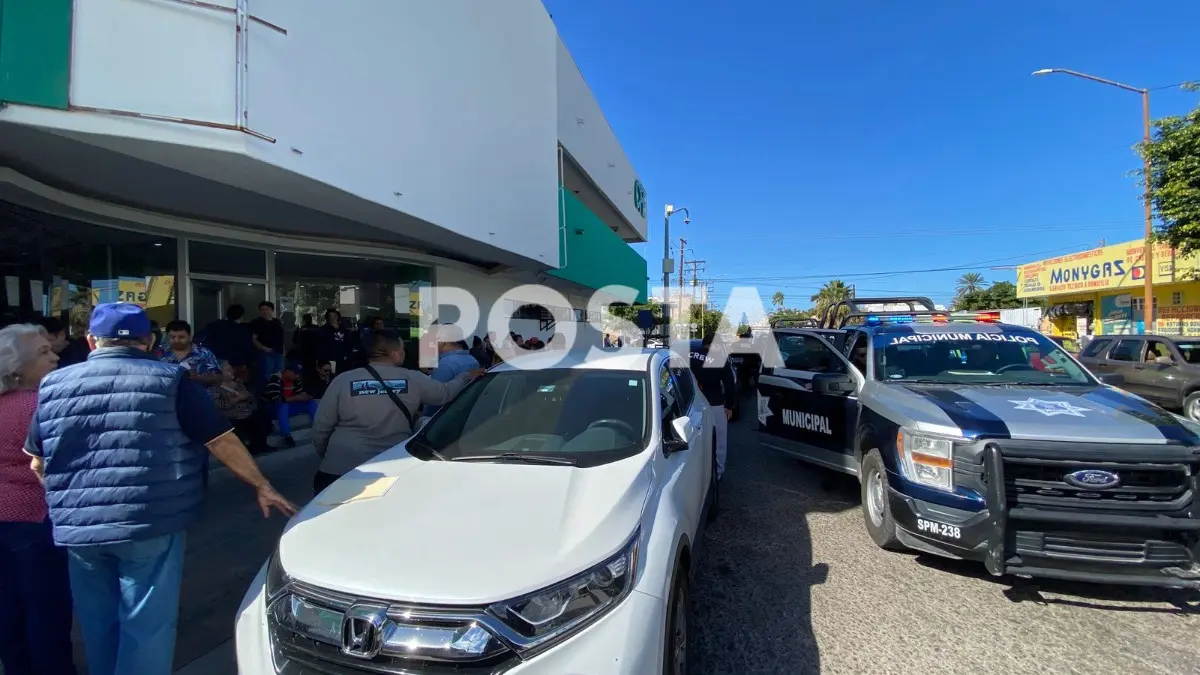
left=1016, top=239, right=1198, bottom=299
left=633, top=179, right=647, bottom=218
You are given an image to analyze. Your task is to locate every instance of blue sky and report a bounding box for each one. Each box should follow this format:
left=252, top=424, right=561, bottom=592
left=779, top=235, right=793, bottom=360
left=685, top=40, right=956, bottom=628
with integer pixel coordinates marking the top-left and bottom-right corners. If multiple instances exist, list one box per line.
left=543, top=0, right=1200, bottom=310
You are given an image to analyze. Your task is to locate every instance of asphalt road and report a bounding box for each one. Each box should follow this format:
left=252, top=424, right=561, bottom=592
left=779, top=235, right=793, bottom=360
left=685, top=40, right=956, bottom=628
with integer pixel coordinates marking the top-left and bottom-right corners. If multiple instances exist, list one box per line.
left=691, top=406, right=1200, bottom=675
left=18, top=403, right=1197, bottom=675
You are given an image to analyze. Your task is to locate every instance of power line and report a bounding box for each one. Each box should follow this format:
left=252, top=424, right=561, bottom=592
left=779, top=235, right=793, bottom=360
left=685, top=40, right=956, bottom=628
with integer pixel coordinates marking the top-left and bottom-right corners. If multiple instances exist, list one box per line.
left=703, top=242, right=1089, bottom=285
left=725, top=220, right=1142, bottom=243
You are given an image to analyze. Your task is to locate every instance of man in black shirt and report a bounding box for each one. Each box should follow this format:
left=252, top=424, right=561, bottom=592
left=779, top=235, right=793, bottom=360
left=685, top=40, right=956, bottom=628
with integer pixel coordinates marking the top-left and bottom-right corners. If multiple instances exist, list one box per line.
left=250, top=301, right=285, bottom=388
left=689, top=333, right=736, bottom=481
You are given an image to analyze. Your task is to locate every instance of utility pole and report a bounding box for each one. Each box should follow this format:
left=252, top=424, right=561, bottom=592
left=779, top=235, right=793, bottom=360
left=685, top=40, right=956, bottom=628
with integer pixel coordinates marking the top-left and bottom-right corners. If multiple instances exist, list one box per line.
left=681, top=259, right=706, bottom=338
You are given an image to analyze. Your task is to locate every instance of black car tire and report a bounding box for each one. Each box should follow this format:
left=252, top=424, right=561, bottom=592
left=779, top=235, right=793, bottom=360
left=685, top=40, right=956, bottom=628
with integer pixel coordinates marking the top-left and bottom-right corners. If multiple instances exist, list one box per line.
left=663, top=565, right=693, bottom=675
left=860, top=448, right=904, bottom=551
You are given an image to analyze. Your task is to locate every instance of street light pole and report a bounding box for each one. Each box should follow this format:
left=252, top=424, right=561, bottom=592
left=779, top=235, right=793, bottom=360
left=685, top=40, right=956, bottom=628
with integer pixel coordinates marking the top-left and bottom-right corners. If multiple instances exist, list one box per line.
left=1033, top=68, right=1155, bottom=331
left=662, top=205, right=689, bottom=341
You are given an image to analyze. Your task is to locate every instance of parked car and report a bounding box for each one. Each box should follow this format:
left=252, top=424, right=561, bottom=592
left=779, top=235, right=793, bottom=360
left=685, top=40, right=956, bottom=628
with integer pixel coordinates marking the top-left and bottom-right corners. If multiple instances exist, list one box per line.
left=236, top=349, right=718, bottom=674
left=1045, top=334, right=1080, bottom=355
left=1077, top=333, right=1200, bottom=420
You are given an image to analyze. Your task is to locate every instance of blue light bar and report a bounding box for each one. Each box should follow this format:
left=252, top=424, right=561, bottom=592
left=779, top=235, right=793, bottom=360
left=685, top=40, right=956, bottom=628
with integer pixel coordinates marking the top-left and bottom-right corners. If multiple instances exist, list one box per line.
left=863, top=314, right=915, bottom=325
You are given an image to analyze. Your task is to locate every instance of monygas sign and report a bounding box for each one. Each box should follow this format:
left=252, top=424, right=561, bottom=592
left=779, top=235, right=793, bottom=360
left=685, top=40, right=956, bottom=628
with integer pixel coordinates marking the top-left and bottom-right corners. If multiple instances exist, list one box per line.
left=1049, top=259, right=1126, bottom=285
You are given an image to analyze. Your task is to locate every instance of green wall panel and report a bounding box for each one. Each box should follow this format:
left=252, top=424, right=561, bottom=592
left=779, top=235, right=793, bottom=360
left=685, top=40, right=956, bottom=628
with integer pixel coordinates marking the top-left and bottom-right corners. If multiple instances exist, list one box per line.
left=0, top=0, right=73, bottom=109
left=551, top=188, right=649, bottom=304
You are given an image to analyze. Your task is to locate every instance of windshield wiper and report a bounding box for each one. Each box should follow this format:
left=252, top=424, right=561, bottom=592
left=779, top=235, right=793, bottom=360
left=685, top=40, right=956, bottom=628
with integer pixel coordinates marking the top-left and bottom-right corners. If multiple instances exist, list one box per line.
left=450, top=453, right=578, bottom=466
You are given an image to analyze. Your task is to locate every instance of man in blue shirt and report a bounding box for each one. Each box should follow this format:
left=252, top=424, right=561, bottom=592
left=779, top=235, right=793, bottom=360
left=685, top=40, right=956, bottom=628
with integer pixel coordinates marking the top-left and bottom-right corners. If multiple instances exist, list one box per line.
left=422, top=325, right=480, bottom=418
left=24, top=303, right=297, bottom=675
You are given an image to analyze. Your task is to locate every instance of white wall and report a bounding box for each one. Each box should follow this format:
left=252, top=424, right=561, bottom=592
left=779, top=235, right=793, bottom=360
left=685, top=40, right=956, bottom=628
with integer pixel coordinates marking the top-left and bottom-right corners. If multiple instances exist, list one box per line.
left=556, top=37, right=648, bottom=240
left=434, top=266, right=603, bottom=344
left=71, top=0, right=238, bottom=125
left=69, top=0, right=562, bottom=266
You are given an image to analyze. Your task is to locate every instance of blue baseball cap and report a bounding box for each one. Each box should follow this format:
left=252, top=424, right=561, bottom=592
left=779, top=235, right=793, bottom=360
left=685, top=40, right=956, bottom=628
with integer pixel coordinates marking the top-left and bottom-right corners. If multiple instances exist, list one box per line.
left=89, top=303, right=153, bottom=339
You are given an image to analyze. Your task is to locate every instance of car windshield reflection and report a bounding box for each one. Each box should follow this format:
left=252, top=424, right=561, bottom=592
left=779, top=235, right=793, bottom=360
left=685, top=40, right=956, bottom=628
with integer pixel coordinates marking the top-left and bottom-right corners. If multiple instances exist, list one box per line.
left=875, top=336, right=1092, bottom=385
left=412, top=369, right=651, bottom=467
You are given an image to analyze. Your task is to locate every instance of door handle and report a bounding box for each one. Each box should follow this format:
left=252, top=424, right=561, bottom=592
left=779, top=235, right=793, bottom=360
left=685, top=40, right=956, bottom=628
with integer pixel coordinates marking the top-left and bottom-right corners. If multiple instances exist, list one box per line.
left=1132, top=364, right=1146, bottom=370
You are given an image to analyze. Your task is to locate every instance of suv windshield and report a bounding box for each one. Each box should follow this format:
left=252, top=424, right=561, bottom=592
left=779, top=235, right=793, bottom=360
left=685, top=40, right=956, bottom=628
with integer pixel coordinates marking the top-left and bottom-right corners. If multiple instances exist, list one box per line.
left=412, top=368, right=650, bottom=466
left=1174, top=340, right=1200, bottom=364
left=873, top=331, right=1092, bottom=385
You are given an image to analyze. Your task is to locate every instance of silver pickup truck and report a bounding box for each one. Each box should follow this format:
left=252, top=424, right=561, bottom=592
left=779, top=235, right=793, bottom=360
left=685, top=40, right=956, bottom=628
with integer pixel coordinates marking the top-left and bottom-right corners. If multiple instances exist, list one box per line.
left=756, top=298, right=1200, bottom=590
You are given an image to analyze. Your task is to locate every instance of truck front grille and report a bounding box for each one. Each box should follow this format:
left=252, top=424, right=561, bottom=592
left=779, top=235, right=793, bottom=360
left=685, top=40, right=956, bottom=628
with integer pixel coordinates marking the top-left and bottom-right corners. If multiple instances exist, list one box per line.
left=1002, top=456, right=1194, bottom=513
left=1012, top=530, right=1193, bottom=566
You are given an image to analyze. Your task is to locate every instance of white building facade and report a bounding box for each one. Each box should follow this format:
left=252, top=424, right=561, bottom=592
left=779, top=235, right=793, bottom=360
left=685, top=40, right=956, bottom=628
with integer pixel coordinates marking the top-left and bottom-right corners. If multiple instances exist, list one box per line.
left=0, top=0, right=649, bottom=348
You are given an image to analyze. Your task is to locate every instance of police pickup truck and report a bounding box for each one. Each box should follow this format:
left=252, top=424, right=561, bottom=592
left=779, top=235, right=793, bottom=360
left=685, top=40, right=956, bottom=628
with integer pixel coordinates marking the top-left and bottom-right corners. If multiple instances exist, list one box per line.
left=756, top=296, right=1200, bottom=589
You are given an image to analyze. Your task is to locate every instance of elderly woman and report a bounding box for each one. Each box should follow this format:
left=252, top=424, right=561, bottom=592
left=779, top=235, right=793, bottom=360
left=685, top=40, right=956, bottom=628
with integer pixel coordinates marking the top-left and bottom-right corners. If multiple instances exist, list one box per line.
left=0, top=323, right=76, bottom=675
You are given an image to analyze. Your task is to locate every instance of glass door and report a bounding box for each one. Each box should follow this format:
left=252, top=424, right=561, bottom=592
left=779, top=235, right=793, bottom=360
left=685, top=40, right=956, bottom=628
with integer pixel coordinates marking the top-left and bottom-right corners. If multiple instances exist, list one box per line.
left=190, top=279, right=266, bottom=329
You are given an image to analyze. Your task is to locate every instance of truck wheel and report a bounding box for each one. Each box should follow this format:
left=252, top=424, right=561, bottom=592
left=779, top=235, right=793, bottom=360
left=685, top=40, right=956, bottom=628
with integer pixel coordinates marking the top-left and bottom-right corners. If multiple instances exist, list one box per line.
left=1184, top=391, right=1200, bottom=422
left=860, top=448, right=904, bottom=551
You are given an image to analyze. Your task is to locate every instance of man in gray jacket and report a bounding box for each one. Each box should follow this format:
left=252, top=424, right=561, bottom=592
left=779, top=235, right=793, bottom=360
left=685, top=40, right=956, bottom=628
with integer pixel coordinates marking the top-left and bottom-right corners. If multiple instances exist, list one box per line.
left=310, top=332, right=480, bottom=493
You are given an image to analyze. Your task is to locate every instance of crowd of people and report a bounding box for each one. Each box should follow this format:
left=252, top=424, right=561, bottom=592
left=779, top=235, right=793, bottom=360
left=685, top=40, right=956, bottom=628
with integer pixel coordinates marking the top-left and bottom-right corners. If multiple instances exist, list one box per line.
left=0, top=303, right=297, bottom=675
left=0, top=300, right=689, bottom=675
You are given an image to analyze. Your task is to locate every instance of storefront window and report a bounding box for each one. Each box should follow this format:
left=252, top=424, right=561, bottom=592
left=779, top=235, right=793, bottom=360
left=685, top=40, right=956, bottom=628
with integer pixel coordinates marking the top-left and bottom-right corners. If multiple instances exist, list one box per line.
left=274, top=252, right=431, bottom=339
left=0, top=202, right=177, bottom=335
left=188, top=240, right=267, bottom=278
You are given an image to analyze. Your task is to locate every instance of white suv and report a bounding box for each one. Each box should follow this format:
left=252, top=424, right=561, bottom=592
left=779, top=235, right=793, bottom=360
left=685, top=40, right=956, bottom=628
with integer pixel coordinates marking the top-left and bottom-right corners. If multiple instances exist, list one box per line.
left=236, top=349, right=718, bottom=674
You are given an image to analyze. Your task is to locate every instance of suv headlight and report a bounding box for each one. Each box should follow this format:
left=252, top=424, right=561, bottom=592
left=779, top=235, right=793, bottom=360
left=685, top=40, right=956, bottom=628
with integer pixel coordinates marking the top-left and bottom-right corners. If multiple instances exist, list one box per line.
left=490, top=529, right=640, bottom=651
left=896, top=430, right=954, bottom=492
left=265, top=549, right=290, bottom=602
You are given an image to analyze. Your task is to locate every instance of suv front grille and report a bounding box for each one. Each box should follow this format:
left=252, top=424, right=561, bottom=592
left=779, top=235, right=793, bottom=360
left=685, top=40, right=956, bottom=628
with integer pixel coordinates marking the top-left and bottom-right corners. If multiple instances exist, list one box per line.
left=269, top=581, right=520, bottom=675
left=1002, top=456, right=1194, bottom=513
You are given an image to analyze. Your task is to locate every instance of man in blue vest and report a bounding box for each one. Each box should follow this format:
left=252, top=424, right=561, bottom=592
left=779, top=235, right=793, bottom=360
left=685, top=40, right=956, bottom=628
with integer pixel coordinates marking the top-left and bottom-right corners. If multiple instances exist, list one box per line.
left=24, top=303, right=298, bottom=675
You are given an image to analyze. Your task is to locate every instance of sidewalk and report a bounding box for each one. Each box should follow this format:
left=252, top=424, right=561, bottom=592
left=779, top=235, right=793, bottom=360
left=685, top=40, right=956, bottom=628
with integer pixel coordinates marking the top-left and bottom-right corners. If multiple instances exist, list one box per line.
left=168, top=441, right=319, bottom=673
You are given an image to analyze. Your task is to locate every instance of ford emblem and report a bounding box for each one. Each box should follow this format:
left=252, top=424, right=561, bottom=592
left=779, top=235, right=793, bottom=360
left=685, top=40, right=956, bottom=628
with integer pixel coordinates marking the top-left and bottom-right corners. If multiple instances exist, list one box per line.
left=1063, top=469, right=1121, bottom=490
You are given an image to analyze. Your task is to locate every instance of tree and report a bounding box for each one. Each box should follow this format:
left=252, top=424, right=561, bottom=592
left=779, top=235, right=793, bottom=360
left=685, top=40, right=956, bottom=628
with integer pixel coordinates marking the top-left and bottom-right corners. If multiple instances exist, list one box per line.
left=688, top=303, right=729, bottom=339
left=810, top=280, right=853, bottom=324
left=956, top=272, right=988, bottom=295
left=1139, top=85, right=1200, bottom=257
left=954, top=281, right=1022, bottom=311
left=606, top=302, right=667, bottom=329
left=770, top=291, right=785, bottom=309
left=768, top=307, right=814, bottom=326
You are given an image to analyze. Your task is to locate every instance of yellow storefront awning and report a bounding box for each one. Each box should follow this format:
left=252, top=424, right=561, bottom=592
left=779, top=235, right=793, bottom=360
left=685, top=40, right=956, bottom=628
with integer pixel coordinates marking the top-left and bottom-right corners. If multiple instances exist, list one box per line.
left=1016, top=238, right=1199, bottom=299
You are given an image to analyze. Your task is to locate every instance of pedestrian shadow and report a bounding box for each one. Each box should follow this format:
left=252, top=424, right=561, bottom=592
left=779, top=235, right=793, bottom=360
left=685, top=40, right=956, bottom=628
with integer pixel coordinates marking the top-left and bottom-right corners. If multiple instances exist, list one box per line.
left=690, top=413, right=859, bottom=675
left=912, top=554, right=1200, bottom=614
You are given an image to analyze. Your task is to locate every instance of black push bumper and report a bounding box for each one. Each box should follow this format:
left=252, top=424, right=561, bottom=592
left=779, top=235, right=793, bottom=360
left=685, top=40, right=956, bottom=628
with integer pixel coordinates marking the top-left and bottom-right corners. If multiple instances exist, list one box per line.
left=888, top=444, right=1200, bottom=590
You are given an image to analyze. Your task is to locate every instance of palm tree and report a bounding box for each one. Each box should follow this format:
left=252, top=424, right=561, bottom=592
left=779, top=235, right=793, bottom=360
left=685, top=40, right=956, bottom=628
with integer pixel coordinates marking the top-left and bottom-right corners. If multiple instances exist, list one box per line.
left=956, top=272, right=987, bottom=295
left=810, top=280, right=853, bottom=324
left=771, top=291, right=785, bottom=309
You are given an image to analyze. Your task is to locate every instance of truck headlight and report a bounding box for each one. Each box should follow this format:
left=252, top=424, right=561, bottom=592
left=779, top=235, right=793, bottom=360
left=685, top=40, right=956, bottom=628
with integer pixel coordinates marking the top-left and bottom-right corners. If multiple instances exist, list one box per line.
left=896, top=430, right=954, bottom=492
left=490, top=529, right=639, bottom=652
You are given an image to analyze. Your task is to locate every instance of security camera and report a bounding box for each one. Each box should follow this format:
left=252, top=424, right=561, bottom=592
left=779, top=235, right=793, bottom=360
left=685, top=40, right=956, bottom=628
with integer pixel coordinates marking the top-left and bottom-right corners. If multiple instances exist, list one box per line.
left=683, top=217, right=690, bottom=225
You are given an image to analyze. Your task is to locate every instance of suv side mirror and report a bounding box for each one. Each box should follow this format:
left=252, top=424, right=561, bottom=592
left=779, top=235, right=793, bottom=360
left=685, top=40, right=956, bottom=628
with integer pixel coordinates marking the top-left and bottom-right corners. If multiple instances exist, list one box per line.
left=813, top=372, right=856, bottom=396
left=1096, top=372, right=1125, bottom=387
left=664, top=417, right=692, bottom=453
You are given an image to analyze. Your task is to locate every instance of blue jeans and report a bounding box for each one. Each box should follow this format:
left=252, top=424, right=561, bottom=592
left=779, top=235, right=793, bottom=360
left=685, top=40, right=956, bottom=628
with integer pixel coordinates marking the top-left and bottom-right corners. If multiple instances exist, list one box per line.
left=259, top=352, right=284, bottom=390
left=277, top=399, right=319, bottom=435
left=0, top=520, right=76, bottom=675
left=67, top=532, right=186, bottom=675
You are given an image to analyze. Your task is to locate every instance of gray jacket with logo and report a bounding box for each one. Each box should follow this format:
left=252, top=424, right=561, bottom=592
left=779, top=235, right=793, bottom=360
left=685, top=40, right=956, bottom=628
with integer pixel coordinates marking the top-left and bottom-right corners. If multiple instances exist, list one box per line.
left=311, top=362, right=473, bottom=476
